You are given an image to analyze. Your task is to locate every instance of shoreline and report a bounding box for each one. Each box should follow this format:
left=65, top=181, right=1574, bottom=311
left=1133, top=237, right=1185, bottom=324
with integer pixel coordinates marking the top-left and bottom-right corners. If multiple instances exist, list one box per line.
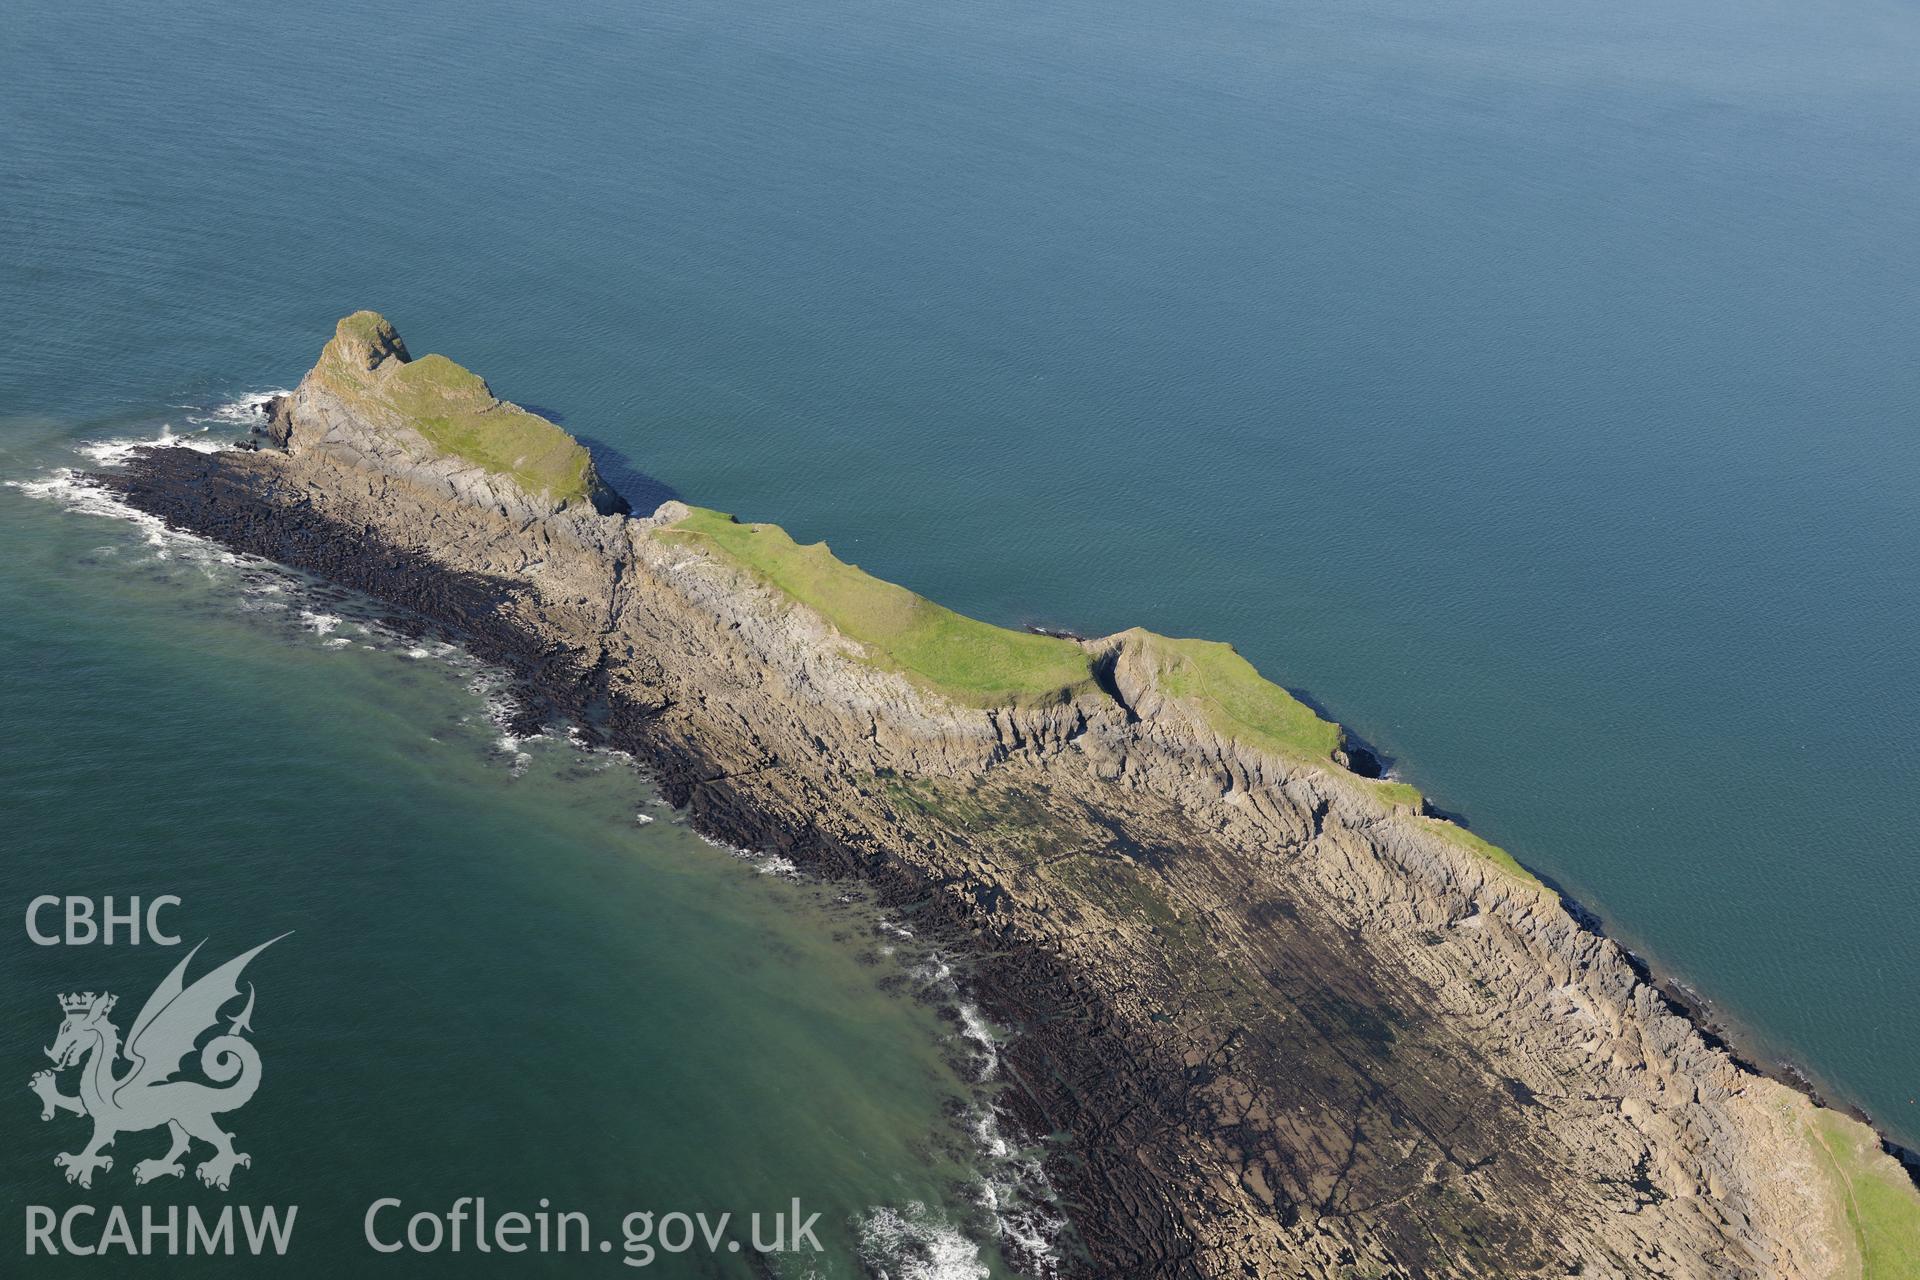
left=1037, top=573, right=1917, bottom=1173
left=1287, top=707, right=1920, bottom=1183
left=72, top=316, right=1920, bottom=1277
left=1095, top=605, right=1920, bottom=1180
left=92, top=441, right=1162, bottom=1275
left=99, top=430, right=1920, bottom=1250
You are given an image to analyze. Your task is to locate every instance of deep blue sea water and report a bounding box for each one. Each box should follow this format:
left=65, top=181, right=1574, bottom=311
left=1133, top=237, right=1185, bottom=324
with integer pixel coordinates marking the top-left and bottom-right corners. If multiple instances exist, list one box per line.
left=2, top=0, right=1917, bottom=1264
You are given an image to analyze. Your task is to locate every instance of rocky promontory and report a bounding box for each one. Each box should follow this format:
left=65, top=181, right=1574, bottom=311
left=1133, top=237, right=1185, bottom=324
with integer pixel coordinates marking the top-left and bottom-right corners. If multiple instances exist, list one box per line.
left=97, top=313, right=1920, bottom=1278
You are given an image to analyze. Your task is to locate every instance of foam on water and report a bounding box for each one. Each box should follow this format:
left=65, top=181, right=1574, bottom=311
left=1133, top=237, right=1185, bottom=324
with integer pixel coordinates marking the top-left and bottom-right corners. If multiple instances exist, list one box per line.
left=299, top=609, right=342, bottom=636
left=858, top=1202, right=991, bottom=1280
left=76, top=421, right=226, bottom=467
left=10, top=462, right=178, bottom=557
left=462, top=669, right=544, bottom=760
left=7, top=396, right=513, bottom=689
left=963, top=1105, right=1069, bottom=1276
left=954, top=1002, right=1000, bottom=1081
left=694, top=830, right=804, bottom=878
left=189, top=389, right=288, bottom=428
left=8, top=405, right=268, bottom=562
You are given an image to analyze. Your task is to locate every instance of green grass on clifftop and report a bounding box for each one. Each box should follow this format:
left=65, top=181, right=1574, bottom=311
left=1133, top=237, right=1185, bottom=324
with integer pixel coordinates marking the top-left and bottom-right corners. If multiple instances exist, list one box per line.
left=662, top=507, right=1098, bottom=706
left=1811, top=1110, right=1920, bottom=1280
left=384, top=355, right=592, bottom=502
left=1426, top=819, right=1538, bottom=885
left=314, top=312, right=594, bottom=504
left=1138, top=632, right=1343, bottom=762
left=1127, top=630, right=1426, bottom=808
left=336, top=310, right=390, bottom=345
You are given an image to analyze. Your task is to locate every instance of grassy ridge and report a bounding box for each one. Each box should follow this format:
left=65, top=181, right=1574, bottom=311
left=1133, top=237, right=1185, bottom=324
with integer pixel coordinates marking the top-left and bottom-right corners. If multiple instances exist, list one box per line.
left=1125, top=630, right=1427, bottom=811
left=382, top=355, right=593, bottom=504
left=1137, top=631, right=1342, bottom=761
left=1811, top=1111, right=1920, bottom=1279
left=336, top=310, right=390, bottom=345
left=1426, top=819, right=1538, bottom=885
left=662, top=506, right=1098, bottom=706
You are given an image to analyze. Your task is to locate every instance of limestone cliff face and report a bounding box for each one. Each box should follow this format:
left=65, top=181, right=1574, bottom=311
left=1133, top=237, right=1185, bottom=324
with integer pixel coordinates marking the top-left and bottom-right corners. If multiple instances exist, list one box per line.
left=102, top=317, right=1919, bottom=1279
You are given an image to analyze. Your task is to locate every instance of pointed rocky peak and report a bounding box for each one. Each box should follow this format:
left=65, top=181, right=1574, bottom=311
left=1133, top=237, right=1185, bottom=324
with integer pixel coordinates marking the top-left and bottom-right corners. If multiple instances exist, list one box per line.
left=322, top=310, right=412, bottom=376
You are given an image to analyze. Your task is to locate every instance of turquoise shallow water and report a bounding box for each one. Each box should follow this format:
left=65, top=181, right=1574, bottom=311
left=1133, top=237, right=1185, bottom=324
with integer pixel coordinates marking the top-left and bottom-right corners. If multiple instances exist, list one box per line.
left=0, top=416, right=1051, bottom=1274
left=2, top=0, right=1917, bottom=1257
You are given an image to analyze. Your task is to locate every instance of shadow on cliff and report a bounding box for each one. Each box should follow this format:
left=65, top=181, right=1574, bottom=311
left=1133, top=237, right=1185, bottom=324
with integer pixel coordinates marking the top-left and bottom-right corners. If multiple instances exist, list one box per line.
left=1287, top=685, right=1397, bottom=780
left=574, top=432, right=682, bottom=517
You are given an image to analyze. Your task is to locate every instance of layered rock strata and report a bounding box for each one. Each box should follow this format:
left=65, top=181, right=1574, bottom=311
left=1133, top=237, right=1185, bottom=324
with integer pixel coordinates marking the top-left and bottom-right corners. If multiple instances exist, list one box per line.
left=96, top=314, right=1919, bottom=1278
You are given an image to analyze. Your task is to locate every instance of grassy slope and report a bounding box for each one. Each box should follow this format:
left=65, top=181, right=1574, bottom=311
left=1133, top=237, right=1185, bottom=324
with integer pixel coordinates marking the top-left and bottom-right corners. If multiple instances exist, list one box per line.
left=1140, top=631, right=1343, bottom=761
left=1426, top=820, right=1538, bottom=885
left=314, top=316, right=1515, bottom=850
left=1811, top=1111, right=1920, bottom=1279
left=383, top=355, right=592, bottom=503
left=303, top=317, right=1920, bottom=1247
left=662, top=506, right=1098, bottom=706
left=336, top=310, right=389, bottom=344
left=316, top=313, right=593, bottom=503
left=1125, top=629, right=1429, bottom=812
left=665, top=512, right=1920, bottom=1257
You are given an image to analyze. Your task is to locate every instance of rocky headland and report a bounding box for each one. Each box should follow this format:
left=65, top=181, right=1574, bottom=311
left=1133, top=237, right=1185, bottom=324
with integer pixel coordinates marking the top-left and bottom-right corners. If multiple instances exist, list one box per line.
left=96, top=314, right=1920, bottom=1278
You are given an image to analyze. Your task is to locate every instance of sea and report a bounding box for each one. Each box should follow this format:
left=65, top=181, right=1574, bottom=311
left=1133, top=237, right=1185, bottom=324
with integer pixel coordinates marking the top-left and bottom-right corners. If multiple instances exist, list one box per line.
left=2, top=0, right=1916, bottom=1273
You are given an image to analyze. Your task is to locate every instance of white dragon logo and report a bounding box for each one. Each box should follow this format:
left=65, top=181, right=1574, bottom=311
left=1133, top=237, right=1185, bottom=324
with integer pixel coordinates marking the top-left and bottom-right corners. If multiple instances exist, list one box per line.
left=29, top=935, right=287, bottom=1191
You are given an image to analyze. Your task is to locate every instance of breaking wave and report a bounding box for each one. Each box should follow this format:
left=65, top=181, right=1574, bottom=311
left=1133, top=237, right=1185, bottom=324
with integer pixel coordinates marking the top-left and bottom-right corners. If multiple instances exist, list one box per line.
left=190, top=389, right=287, bottom=428
left=7, top=420, right=231, bottom=562
left=857, top=1202, right=990, bottom=1280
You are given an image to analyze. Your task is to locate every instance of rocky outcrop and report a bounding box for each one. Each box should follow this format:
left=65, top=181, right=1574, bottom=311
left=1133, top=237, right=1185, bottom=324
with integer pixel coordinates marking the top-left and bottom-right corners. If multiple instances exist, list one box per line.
left=269, top=311, right=625, bottom=523
left=100, top=315, right=1919, bottom=1278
